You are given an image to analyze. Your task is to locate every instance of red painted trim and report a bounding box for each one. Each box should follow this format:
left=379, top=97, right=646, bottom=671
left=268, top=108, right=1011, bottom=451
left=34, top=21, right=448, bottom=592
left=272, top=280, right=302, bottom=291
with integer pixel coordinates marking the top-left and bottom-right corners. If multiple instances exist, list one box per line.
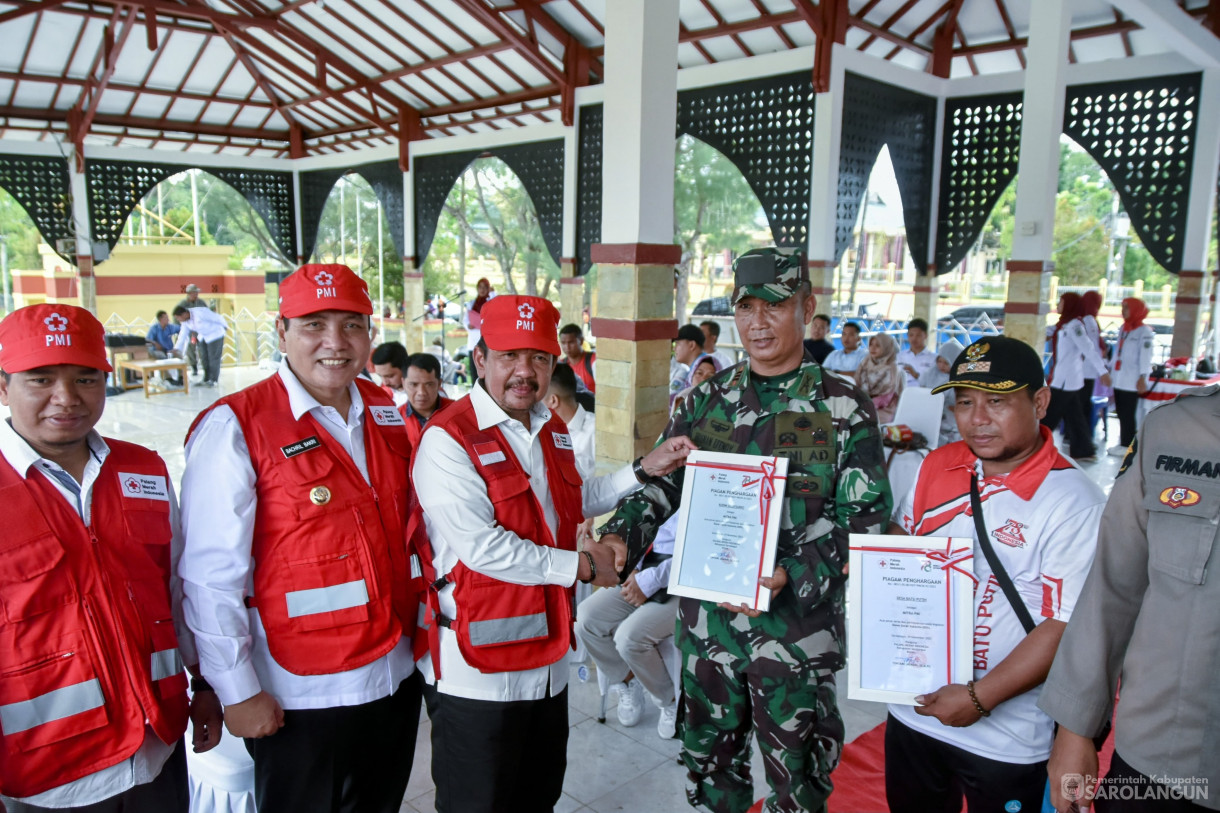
left=1179, top=269, right=1205, bottom=278
left=76, top=256, right=94, bottom=278
left=807, top=259, right=837, bottom=269
left=1175, top=297, right=1202, bottom=305
left=12, top=274, right=45, bottom=295
left=560, top=257, right=576, bottom=266
left=402, top=272, right=423, bottom=280
left=590, top=317, right=679, bottom=342
left=1006, top=259, right=1053, bottom=273
left=559, top=276, right=583, bottom=285
left=590, top=243, right=681, bottom=265
left=1004, top=302, right=1048, bottom=315
left=811, top=287, right=834, bottom=297
left=53, top=278, right=78, bottom=298
left=94, top=276, right=263, bottom=296
left=914, top=285, right=934, bottom=293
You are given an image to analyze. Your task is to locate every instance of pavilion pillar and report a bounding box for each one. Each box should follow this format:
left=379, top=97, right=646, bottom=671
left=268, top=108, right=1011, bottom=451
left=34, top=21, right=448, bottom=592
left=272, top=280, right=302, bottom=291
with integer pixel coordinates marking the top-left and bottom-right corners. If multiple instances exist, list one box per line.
left=68, top=152, right=96, bottom=314
left=591, top=0, right=680, bottom=469
left=559, top=261, right=584, bottom=328
left=1171, top=68, right=1220, bottom=360
left=806, top=46, right=846, bottom=326
left=401, top=165, right=424, bottom=352
left=1004, top=0, right=1071, bottom=350
left=911, top=266, right=939, bottom=326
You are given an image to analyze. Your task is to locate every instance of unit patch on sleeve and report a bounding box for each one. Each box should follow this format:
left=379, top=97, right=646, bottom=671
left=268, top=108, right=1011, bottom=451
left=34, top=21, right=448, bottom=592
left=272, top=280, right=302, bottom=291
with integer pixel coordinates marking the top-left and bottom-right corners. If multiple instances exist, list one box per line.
left=117, top=472, right=170, bottom=501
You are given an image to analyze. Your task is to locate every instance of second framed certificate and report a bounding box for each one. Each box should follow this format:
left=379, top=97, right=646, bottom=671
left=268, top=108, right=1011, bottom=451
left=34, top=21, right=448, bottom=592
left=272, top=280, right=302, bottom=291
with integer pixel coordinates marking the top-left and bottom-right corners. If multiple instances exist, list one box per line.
left=667, top=451, right=788, bottom=612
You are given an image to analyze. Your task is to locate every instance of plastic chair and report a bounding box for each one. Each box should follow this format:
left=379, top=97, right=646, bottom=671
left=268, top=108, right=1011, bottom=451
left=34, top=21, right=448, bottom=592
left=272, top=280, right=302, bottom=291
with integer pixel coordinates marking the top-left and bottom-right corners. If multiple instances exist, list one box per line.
left=186, top=714, right=257, bottom=813
left=888, top=387, right=946, bottom=450
left=595, top=636, right=682, bottom=724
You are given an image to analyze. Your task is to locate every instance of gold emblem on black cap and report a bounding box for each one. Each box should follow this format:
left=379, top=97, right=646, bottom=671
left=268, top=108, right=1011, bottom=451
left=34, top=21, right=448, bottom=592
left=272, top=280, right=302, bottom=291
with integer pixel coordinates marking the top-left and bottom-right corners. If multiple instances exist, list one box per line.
left=965, top=342, right=989, bottom=361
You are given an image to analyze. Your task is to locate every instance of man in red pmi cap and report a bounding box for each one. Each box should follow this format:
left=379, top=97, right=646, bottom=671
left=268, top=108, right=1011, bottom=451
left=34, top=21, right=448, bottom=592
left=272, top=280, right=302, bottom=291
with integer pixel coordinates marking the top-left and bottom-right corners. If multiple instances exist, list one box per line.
left=411, top=295, right=696, bottom=812
left=178, top=265, right=422, bottom=813
left=0, top=305, right=221, bottom=813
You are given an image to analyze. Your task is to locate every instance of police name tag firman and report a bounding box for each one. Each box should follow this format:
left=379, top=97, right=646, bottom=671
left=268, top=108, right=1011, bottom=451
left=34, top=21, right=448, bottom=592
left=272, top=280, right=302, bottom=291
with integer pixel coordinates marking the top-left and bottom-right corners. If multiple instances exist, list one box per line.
left=667, top=451, right=788, bottom=612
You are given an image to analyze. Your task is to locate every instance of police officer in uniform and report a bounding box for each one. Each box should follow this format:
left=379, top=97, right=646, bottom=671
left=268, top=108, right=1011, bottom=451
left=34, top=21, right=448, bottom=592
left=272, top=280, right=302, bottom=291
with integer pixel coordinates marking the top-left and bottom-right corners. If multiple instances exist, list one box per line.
left=179, top=264, right=421, bottom=813
left=1041, top=382, right=1220, bottom=812
left=600, top=248, right=893, bottom=813
left=0, top=304, right=221, bottom=812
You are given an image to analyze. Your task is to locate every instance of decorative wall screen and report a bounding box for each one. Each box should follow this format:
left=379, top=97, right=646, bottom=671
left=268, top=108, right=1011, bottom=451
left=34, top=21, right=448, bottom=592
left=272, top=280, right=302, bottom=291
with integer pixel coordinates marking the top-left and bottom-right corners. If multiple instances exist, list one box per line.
left=300, top=160, right=405, bottom=262
left=677, top=71, right=815, bottom=250
left=85, top=159, right=296, bottom=262
left=1063, top=73, right=1202, bottom=274
left=0, top=154, right=75, bottom=264
left=413, top=138, right=565, bottom=269
left=575, top=104, right=603, bottom=276
left=835, top=73, right=937, bottom=273
left=934, top=92, right=1024, bottom=274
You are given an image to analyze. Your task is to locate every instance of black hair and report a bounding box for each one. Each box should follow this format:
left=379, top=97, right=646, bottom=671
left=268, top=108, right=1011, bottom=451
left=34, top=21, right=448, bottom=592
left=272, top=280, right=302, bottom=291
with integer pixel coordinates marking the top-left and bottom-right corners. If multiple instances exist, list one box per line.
left=155, top=310, right=168, bottom=319
left=406, top=352, right=442, bottom=379
left=171, top=306, right=188, bottom=318
left=908, top=318, right=929, bottom=333
left=699, top=320, right=720, bottom=339
left=549, top=363, right=578, bottom=401
left=559, top=323, right=583, bottom=339
left=371, top=341, right=409, bottom=370
left=842, top=321, right=861, bottom=334
left=813, top=313, right=831, bottom=325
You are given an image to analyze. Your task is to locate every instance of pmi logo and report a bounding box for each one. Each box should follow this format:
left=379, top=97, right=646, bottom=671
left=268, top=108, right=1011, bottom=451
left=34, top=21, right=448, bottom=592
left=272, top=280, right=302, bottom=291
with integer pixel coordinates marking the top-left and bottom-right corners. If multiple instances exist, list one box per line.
left=43, top=312, right=73, bottom=346
left=314, top=269, right=335, bottom=298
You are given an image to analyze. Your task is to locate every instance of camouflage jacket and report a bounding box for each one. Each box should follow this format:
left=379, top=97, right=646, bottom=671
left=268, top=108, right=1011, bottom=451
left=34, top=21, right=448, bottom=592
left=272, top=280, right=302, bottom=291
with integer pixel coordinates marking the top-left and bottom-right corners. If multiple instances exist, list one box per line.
left=602, top=354, right=892, bottom=676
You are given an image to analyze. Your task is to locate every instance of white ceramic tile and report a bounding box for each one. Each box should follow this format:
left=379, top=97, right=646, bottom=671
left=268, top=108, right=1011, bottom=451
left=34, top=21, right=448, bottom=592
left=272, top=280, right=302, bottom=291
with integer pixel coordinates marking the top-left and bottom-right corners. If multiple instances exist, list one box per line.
left=561, top=717, right=675, bottom=805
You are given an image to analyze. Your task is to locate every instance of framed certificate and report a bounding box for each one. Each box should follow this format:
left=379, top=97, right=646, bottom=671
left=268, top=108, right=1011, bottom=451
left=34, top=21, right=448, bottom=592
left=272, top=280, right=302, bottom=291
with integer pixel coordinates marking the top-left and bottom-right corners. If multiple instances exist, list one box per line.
left=667, top=451, right=788, bottom=612
left=846, top=534, right=975, bottom=705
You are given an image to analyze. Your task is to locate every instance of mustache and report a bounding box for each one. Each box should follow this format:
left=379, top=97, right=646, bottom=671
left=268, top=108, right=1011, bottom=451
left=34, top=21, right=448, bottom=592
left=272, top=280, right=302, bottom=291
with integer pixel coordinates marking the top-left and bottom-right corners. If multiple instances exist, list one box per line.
left=506, top=377, right=539, bottom=392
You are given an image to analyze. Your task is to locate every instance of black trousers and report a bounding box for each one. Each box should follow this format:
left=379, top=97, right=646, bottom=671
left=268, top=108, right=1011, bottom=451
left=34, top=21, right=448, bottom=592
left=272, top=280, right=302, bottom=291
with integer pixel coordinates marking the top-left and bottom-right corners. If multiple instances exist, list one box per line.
left=1095, top=751, right=1211, bottom=812
left=245, top=671, right=423, bottom=813
left=3, top=741, right=187, bottom=813
left=884, top=714, right=1047, bottom=813
left=1042, top=385, right=1096, bottom=458
left=1114, top=389, right=1141, bottom=447
left=425, top=683, right=569, bottom=813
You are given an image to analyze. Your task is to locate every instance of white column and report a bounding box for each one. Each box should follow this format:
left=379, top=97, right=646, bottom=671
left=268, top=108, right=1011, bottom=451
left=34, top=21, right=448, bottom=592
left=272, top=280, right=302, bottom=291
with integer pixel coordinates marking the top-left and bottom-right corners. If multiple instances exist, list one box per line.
left=1004, top=0, right=1071, bottom=350
left=562, top=121, right=578, bottom=261
left=600, top=0, right=680, bottom=244
left=806, top=48, right=846, bottom=312
left=68, top=149, right=96, bottom=314
left=292, top=168, right=304, bottom=264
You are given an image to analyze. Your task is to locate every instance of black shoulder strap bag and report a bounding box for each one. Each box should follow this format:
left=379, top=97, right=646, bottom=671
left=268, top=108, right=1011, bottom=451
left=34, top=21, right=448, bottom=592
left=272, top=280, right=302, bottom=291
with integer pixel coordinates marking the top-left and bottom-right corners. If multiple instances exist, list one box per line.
left=969, top=473, right=1110, bottom=749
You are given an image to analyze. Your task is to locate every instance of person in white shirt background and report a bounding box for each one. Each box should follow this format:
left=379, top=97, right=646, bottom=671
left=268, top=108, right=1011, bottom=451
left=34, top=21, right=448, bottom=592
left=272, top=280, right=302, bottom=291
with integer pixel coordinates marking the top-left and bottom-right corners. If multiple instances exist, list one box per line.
left=411, top=295, right=694, bottom=813
left=172, top=304, right=227, bottom=388
left=179, top=264, right=422, bottom=813
left=543, top=362, right=595, bottom=480
left=1107, top=297, right=1155, bottom=455
left=371, top=340, right=410, bottom=408
left=918, top=338, right=965, bottom=446
left=822, top=320, right=868, bottom=377
left=896, top=317, right=938, bottom=388
left=1041, top=292, right=1109, bottom=461
left=699, top=320, right=735, bottom=370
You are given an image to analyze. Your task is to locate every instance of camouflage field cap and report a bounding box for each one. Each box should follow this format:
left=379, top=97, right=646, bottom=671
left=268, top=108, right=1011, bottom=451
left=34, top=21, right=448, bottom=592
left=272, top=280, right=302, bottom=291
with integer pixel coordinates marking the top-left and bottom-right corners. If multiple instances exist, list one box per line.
left=731, top=248, right=808, bottom=305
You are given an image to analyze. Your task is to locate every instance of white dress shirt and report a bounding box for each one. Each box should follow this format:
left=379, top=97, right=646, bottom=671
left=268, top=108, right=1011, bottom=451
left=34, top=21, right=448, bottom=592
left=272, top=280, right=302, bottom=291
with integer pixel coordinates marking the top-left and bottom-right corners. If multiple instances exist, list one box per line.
left=174, top=307, right=227, bottom=350
left=413, top=383, right=641, bottom=702
left=897, top=347, right=938, bottom=388
left=566, top=403, right=596, bottom=480
left=0, top=419, right=188, bottom=807
left=179, top=361, right=414, bottom=711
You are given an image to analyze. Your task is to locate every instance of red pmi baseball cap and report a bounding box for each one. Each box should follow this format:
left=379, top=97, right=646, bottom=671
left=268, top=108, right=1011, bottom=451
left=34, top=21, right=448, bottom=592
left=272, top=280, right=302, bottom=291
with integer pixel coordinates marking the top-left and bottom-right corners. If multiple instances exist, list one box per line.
left=479, top=295, right=561, bottom=356
left=279, top=264, right=373, bottom=318
left=0, top=304, right=113, bottom=374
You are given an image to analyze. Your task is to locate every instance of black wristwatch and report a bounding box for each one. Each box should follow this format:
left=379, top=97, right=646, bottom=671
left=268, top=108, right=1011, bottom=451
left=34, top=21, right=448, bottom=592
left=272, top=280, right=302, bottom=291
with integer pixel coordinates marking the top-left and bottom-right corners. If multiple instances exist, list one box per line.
left=632, top=457, right=651, bottom=484
left=191, top=676, right=214, bottom=694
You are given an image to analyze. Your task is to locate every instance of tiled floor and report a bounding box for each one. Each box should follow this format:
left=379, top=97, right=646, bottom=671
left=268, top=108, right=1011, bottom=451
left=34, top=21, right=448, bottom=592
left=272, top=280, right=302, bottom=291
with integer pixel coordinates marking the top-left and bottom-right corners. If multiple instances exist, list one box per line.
left=1, top=364, right=1128, bottom=813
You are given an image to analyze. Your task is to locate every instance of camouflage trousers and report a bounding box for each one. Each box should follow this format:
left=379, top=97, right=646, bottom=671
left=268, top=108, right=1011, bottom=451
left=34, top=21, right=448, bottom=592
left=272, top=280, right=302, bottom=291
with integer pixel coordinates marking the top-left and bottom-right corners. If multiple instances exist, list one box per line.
left=681, top=657, right=844, bottom=813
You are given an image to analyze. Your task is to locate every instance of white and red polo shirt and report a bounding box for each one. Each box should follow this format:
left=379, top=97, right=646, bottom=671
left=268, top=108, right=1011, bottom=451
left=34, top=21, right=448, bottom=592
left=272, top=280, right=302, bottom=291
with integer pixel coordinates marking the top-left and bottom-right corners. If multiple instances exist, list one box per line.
left=888, top=426, right=1105, bottom=763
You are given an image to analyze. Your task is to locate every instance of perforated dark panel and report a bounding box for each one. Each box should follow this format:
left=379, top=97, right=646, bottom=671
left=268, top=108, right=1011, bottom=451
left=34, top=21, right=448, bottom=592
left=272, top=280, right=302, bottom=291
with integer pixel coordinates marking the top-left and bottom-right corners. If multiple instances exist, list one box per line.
left=0, top=154, right=75, bottom=265
left=86, top=160, right=296, bottom=261
left=677, top=71, right=814, bottom=250
left=835, top=73, right=936, bottom=272
left=934, top=92, right=1023, bottom=274
left=414, top=138, right=565, bottom=268
left=300, top=167, right=347, bottom=263
left=300, top=161, right=406, bottom=262
left=576, top=104, right=603, bottom=276
left=1064, top=73, right=1202, bottom=274
left=355, top=161, right=405, bottom=258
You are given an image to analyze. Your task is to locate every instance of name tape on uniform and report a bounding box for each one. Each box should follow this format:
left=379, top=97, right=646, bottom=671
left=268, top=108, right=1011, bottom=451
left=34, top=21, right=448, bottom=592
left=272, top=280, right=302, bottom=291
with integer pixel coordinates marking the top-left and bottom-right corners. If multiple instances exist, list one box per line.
left=369, top=405, right=406, bottom=426
left=281, top=436, right=322, bottom=458
left=117, top=472, right=170, bottom=501
left=552, top=432, right=573, bottom=450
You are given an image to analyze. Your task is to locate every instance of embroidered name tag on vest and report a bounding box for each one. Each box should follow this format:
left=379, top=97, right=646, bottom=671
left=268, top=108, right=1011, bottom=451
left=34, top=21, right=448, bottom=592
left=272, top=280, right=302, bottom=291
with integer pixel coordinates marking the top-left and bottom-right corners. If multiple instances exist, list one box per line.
left=117, top=472, right=170, bottom=501
left=474, top=441, right=506, bottom=466
left=552, top=432, right=573, bottom=450
left=369, top=405, right=406, bottom=426
left=281, top=436, right=321, bottom=458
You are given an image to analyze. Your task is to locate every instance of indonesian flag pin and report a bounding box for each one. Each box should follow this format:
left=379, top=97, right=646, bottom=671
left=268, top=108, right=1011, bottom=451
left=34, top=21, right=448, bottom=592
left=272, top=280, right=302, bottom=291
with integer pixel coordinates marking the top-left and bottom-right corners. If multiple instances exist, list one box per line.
left=310, top=485, right=331, bottom=506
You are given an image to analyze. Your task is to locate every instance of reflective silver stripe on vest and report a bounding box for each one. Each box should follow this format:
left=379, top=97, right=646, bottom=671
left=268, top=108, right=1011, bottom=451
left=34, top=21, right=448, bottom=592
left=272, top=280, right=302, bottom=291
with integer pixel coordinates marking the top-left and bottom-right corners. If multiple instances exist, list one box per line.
left=151, top=647, right=184, bottom=682
left=467, top=613, right=548, bottom=647
left=0, top=679, right=105, bottom=734
left=285, top=579, right=369, bottom=618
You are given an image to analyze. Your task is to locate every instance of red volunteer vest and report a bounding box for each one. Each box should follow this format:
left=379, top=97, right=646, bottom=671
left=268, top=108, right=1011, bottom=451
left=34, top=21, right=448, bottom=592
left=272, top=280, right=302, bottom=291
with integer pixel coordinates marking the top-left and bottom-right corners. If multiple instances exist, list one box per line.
left=189, top=374, right=415, bottom=676
left=400, top=396, right=454, bottom=455
left=411, top=397, right=584, bottom=675
left=568, top=353, right=596, bottom=393
left=0, top=442, right=188, bottom=799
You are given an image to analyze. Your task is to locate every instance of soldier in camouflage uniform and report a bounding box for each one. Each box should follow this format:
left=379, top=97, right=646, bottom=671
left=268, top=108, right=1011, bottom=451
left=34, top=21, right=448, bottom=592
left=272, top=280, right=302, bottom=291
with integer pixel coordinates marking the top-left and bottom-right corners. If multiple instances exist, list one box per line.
left=600, top=249, right=893, bottom=813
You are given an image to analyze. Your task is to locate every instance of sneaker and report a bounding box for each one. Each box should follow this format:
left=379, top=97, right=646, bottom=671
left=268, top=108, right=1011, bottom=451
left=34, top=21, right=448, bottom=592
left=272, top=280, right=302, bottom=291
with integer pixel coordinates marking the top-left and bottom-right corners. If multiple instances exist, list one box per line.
left=615, top=679, right=644, bottom=727
left=657, top=698, right=679, bottom=739
left=1108, top=445, right=1128, bottom=457
left=1073, top=455, right=1097, bottom=464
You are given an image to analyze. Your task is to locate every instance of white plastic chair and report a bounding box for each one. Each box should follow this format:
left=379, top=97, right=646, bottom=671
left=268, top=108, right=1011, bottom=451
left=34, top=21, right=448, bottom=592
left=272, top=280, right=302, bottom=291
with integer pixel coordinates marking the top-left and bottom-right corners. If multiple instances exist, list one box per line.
left=186, top=716, right=257, bottom=813
left=888, top=387, right=946, bottom=451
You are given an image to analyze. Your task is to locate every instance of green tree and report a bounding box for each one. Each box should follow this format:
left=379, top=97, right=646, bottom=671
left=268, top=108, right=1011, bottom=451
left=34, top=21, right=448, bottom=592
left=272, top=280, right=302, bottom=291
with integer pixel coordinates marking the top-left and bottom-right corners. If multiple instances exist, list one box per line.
left=0, top=188, right=45, bottom=270
left=672, top=135, right=769, bottom=322
left=310, top=175, right=404, bottom=314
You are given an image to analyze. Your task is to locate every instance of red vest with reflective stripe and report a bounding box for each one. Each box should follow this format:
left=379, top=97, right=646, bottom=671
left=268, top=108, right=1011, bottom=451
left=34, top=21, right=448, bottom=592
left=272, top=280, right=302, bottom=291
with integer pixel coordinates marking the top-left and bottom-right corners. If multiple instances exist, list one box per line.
left=0, top=442, right=188, bottom=799
left=425, top=397, right=584, bottom=673
left=189, top=375, right=415, bottom=676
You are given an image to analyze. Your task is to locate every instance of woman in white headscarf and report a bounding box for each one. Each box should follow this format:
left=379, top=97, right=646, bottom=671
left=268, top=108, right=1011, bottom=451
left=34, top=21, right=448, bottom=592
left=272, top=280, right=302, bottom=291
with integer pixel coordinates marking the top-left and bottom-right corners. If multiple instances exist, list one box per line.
left=856, top=332, right=905, bottom=423
left=919, top=338, right=965, bottom=446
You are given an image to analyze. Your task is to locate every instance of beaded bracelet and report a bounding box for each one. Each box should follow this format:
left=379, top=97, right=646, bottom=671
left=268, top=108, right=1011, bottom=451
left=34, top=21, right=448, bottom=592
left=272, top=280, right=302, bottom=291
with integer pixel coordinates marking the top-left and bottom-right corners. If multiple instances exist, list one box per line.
left=966, top=680, right=990, bottom=717
left=581, top=550, right=597, bottom=583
